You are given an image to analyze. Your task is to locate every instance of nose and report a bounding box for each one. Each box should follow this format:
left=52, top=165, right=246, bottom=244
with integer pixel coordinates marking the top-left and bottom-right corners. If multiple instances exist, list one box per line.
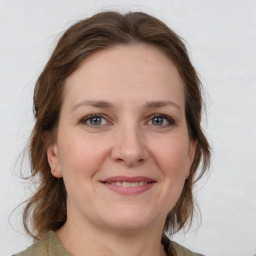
left=111, top=124, right=149, bottom=167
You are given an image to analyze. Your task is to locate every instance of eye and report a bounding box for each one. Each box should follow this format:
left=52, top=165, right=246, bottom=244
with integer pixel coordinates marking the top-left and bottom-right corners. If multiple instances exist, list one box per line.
left=80, top=114, right=108, bottom=127
left=148, top=114, right=175, bottom=127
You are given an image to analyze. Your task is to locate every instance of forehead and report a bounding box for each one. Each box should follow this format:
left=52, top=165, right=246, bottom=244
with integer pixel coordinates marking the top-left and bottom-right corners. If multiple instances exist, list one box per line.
left=63, top=43, right=185, bottom=110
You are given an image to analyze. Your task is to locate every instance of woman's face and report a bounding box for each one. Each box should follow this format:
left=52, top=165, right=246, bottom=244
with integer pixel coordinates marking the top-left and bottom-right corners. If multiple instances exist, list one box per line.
left=48, top=44, right=196, bottom=233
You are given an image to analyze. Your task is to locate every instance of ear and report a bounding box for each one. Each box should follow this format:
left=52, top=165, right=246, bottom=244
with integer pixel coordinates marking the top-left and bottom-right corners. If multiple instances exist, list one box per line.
left=186, top=139, right=197, bottom=177
left=47, top=142, right=63, bottom=178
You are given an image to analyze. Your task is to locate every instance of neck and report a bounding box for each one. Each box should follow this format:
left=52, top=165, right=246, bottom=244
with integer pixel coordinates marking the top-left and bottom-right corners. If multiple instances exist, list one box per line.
left=56, top=214, right=167, bottom=256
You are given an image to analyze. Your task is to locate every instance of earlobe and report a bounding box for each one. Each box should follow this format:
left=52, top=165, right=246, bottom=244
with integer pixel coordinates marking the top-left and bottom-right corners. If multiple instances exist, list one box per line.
left=186, top=140, right=197, bottom=177
left=47, top=143, right=62, bottom=178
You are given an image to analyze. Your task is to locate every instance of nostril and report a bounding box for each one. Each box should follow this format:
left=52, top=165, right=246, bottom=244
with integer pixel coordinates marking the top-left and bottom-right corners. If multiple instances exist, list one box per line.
left=110, top=139, right=149, bottom=166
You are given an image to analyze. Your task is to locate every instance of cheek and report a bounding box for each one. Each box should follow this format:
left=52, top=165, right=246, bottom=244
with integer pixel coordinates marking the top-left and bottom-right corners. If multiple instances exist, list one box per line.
left=57, top=133, right=110, bottom=179
left=154, top=135, right=190, bottom=176
left=56, top=136, right=104, bottom=206
left=154, top=138, right=189, bottom=212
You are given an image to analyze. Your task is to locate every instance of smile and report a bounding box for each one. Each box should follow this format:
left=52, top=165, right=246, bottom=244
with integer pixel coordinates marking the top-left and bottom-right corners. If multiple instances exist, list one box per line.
left=101, top=176, right=156, bottom=195
left=106, top=181, right=150, bottom=187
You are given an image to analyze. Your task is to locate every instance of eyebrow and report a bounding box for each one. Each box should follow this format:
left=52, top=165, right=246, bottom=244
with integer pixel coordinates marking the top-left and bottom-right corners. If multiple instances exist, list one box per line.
left=72, top=100, right=113, bottom=112
left=71, top=100, right=182, bottom=113
left=145, top=101, right=181, bottom=111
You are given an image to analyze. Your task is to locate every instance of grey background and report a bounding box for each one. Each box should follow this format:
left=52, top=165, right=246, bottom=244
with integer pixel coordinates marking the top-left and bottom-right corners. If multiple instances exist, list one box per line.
left=1, top=0, right=255, bottom=255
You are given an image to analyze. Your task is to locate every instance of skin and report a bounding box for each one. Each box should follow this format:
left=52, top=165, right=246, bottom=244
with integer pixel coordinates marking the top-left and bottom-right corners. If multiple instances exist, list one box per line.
left=47, top=43, right=196, bottom=256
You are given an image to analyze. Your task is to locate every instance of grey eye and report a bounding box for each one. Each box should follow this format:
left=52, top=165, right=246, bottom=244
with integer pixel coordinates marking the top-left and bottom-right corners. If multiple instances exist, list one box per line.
left=148, top=114, right=175, bottom=127
left=89, top=117, right=103, bottom=125
left=81, top=114, right=108, bottom=127
left=152, top=117, right=164, bottom=126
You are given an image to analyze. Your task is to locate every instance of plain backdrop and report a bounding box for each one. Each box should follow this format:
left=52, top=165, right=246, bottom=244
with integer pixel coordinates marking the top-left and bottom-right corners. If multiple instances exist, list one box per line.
left=1, top=1, right=256, bottom=255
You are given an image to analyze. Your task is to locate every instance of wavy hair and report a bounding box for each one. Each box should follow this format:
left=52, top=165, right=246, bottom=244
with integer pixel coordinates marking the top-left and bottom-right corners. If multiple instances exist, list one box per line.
left=22, top=11, right=211, bottom=240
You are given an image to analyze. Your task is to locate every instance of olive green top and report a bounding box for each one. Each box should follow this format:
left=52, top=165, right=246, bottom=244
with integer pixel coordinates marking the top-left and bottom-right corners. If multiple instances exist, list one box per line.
left=14, top=231, right=204, bottom=256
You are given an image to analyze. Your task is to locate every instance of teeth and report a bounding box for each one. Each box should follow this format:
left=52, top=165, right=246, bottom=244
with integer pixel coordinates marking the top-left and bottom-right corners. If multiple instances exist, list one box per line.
left=131, top=182, right=139, bottom=187
left=107, top=181, right=148, bottom=187
left=123, top=182, right=130, bottom=187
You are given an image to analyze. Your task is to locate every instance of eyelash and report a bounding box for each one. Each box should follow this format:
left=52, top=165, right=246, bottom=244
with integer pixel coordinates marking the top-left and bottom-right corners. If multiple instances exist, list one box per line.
left=148, top=114, right=176, bottom=127
left=79, top=113, right=175, bottom=128
left=79, top=114, right=109, bottom=127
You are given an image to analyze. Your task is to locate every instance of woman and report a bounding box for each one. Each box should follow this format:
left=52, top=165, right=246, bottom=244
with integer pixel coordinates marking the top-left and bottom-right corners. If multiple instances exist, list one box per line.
left=15, top=11, right=210, bottom=256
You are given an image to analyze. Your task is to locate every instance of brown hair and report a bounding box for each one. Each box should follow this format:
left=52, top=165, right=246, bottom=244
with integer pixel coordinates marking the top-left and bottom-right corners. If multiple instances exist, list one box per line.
left=23, top=11, right=210, bottom=240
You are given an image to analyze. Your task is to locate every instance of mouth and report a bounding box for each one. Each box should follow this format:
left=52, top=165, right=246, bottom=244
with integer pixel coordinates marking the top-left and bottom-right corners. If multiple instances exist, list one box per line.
left=104, top=181, right=152, bottom=187
left=101, top=176, right=156, bottom=195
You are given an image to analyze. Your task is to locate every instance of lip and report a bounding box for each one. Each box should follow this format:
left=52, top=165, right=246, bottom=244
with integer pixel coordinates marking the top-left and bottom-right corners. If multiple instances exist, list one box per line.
left=102, top=176, right=155, bottom=183
left=101, top=176, right=156, bottom=195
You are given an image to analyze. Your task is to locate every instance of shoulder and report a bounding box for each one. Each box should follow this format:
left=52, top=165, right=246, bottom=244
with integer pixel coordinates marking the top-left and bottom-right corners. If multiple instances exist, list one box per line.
left=13, top=231, right=71, bottom=256
left=169, top=241, right=204, bottom=256
left=162, top=234, right=204, bottom=256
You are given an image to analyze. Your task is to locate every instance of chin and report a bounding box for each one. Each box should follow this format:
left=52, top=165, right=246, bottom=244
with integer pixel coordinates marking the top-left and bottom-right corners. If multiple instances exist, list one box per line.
left=102, top=207, right=163, bottom=232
